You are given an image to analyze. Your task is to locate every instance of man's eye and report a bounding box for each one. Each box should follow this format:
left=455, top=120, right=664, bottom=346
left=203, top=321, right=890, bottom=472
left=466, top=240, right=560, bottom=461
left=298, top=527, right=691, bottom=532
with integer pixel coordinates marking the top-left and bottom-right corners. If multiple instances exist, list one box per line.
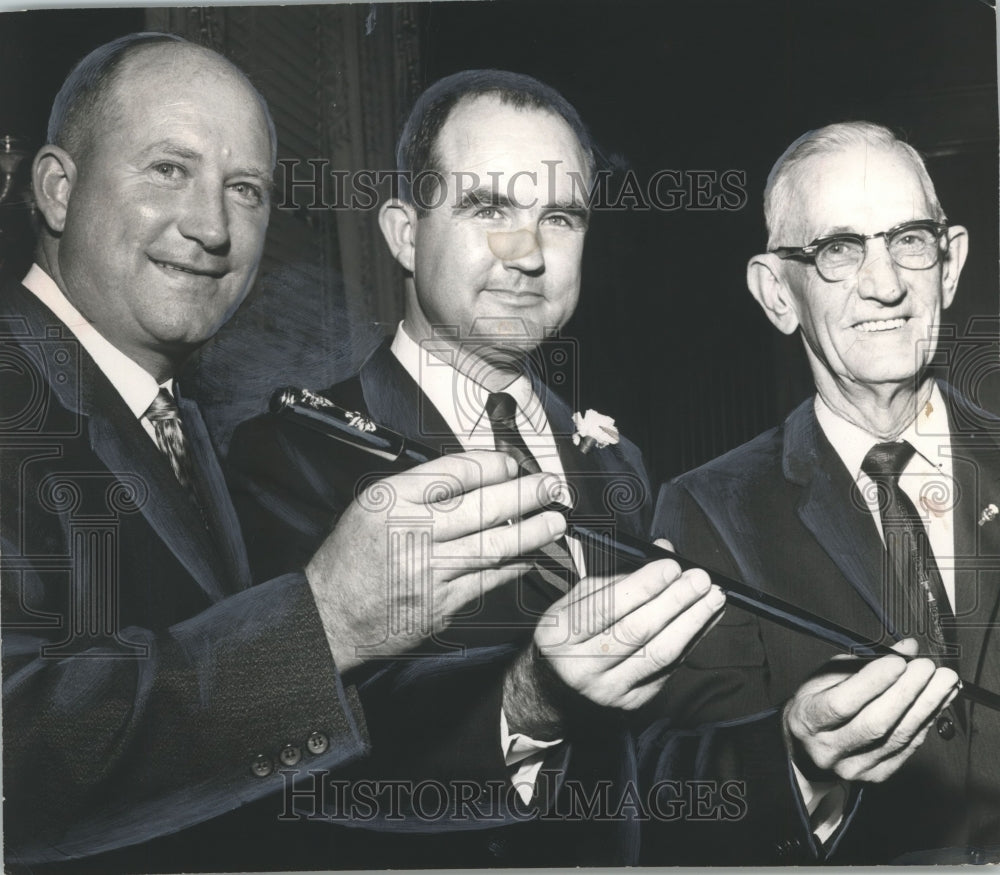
left=152, top=162, right=183, bottom=179
left=230, top=181, right=264, bottom=204
left=473, top=206, right=501, bottom=219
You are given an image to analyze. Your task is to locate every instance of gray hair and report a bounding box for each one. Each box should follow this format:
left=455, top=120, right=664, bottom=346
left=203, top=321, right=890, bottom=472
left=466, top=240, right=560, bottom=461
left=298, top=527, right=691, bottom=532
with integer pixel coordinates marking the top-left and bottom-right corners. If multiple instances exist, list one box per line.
left=763, top=121, right=945, bottom=249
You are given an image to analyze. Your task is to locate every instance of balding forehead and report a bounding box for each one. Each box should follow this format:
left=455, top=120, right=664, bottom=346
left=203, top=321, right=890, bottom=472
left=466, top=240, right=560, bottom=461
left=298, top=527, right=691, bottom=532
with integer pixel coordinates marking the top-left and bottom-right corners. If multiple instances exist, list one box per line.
left=791, top=144, right=927, bottom=200
left=115, top=41, right=246, bottom=95
left=109, top=41, right=277, bottom=166
left=780, top=145, right=934, bottom=245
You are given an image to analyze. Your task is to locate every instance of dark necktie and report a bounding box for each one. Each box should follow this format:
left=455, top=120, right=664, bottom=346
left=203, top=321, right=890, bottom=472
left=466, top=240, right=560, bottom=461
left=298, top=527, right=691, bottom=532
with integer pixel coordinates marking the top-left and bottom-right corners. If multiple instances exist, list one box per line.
left=145, top=388, right=205, bottom=515
left=485, top=391, right=576, bottom=594
left=861, top=440, right=956, bottom=664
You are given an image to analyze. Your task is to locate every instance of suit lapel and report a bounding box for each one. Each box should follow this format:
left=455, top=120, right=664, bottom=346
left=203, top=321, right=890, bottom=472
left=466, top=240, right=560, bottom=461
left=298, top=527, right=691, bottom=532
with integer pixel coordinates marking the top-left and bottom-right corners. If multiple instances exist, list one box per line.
left=178, top=392, right=252, bottom=593
left=84, top=364, right=232, bottom=602
left=359, top=341, right=459, bottom=455
left=940, top=383, right=1000, bottom=685
left=539, top=386, right=629, bottom=523
left=5, top=284, right=237, bottom=602
left=784, top=399, right=896, bottom=632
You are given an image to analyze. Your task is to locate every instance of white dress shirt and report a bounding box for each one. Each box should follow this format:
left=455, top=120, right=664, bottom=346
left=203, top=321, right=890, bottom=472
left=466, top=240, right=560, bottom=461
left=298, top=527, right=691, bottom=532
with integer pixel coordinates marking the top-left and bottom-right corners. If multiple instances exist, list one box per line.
left=22, top=264, right=174, bottom=436
left=815, top=385, right=956, bottom=608
left=793, top=384, right=957, bottom=844
left=391, top=324, right=567, bottom=799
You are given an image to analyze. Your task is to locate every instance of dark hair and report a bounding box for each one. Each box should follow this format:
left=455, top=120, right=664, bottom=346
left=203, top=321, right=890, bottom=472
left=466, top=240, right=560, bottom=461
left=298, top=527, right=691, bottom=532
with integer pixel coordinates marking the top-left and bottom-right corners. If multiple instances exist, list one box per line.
left=395, top=69, right=595, bottom=206
left=47, top=32, right=187, bottom=156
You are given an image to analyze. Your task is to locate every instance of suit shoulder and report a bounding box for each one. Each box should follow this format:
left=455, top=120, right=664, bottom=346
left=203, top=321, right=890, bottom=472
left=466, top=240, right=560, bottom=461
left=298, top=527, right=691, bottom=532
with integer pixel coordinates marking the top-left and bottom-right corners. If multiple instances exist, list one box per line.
left=672, top=424, right=786, bottom=491
left=939, top=380, right=1000, bottom=434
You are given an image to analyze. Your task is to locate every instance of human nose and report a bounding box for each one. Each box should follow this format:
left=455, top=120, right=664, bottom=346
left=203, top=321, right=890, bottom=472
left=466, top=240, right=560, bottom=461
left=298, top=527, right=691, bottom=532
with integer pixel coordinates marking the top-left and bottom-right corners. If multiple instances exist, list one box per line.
left=177, top=179, right=230, bottom=251
left=488, top=227, right=544, bottom=272
left=855, top=237, right=904, bottom=304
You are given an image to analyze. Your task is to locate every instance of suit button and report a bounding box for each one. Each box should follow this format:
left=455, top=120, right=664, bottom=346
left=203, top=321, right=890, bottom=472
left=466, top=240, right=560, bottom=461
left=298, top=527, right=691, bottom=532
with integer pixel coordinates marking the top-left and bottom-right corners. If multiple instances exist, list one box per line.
left=775, top=838, right=800, bottom=859
left=250, top=754, right=273, bottom=777
left=307, top=731, right=329, bottom=755
left=279, top=744, right=302, bottom=766
left=936, top=713, right=956, bottom=741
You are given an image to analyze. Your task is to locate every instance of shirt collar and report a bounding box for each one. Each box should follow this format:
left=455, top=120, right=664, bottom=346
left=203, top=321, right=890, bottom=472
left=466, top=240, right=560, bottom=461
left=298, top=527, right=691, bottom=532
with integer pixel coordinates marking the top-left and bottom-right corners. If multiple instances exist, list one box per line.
left=814, top=382, right=951, bottom=479
left=390, top=322, right=545, bottom=439
left=22, top=264, right=167, bottom=420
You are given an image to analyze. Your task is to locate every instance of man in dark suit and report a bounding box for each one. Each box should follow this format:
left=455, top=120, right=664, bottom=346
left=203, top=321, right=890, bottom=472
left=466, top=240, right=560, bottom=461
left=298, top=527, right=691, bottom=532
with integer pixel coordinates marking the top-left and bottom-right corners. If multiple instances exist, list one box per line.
left=227, top=70, right=726, bottom=866
left=639, top=121, right=998, bottom=864
left=1, top=36, right=570, bottom=873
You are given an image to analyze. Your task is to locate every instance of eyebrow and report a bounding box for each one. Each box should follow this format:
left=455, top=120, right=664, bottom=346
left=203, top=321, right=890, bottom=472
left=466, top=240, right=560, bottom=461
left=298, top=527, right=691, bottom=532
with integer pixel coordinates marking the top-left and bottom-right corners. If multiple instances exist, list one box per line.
left=820, top=226, right=860, bottom=236
left=139, top=140, right=274, bottom=186
left=455, top=188, right=515, bottom=210
left=455, top=187, right=589, bottom=217
left=139, top=141, right=201, bottom=162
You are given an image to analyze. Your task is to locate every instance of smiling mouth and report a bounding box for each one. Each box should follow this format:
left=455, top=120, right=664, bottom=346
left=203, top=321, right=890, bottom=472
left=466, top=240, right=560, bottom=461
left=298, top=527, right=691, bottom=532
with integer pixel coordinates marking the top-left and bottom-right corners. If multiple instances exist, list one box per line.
left=854, top=317, right=908, bottom=333
left=485, top=288, right=543, bottom=301
left=151, top=258, right=225, bottom=278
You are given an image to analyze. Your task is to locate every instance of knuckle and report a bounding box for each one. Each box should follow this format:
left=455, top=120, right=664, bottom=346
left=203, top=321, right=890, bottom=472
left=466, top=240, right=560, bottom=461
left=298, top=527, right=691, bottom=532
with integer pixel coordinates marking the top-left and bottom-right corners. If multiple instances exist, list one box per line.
left=886, top=726, right=912, bottom=752
left=802, top=697, right=830, bottom=730
left=824, top=697, right=853, bottom=725
left=810, top=748, right=836, bottom=773
left=481, top=526, right=507, bottom=561
left=681, top=567, right=710, bottom=590
left=853, top=714, right=884, bottom=745
left=657, top=559, right=682, bottom=582
left=837, top=763, right=863, bottom=783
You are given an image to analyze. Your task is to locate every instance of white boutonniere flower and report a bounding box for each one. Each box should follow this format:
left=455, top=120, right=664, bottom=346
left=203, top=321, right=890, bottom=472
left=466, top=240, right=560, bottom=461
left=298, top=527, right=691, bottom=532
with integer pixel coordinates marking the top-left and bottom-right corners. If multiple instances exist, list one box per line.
left=572, top=409, right=620, bottom=454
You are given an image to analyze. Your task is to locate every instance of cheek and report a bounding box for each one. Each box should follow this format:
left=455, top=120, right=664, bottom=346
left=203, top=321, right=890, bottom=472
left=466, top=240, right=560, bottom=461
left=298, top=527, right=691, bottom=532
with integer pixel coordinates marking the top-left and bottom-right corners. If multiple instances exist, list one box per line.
left=230, top=205, right=269, bottom=254
left=118, top=182, right=170, bottom=228
left=545, top=238, right=584, bottom=289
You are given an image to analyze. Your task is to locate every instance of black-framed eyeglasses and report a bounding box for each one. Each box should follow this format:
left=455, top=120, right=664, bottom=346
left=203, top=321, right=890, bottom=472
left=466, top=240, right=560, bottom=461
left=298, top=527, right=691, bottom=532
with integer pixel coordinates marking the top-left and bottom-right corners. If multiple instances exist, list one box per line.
left=770, top=220, right=949, bottom=282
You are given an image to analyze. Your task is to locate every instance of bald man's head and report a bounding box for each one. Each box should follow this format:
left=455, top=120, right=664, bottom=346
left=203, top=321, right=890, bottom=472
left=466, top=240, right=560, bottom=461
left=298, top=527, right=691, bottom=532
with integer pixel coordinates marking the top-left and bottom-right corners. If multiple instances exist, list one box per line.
left=47, top=32, right=276, bottom=166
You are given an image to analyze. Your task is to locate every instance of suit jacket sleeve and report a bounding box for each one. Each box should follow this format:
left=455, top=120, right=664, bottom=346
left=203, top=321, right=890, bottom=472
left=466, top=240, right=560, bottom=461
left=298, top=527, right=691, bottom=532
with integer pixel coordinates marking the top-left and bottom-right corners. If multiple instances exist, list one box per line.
left=636, top=478, right=839, bottom=863
left=4, top=565, right=369, bottom=865
left=227, top=410, right=518, bottom=816
left=1, top=329, right=369, bottom=865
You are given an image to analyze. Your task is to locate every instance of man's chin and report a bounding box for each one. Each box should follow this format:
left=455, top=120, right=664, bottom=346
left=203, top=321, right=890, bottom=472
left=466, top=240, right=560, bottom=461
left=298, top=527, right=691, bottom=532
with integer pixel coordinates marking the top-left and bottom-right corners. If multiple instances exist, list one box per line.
left=847, top=363, right=928, bottom=388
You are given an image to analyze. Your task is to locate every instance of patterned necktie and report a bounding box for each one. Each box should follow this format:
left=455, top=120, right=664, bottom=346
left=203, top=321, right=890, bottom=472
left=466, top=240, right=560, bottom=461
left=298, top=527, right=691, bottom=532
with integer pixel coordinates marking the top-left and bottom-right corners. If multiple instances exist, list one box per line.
left=861, top=440, right=956, bottom=664
left=145, top=388, right=202, bottom=508
left=486, top=392, right=576, bottom=594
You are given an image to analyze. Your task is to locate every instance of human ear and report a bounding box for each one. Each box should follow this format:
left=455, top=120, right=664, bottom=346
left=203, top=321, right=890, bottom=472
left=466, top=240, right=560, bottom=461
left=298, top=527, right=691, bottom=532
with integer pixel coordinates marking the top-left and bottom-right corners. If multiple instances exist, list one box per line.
left=939, top=225, right=968, bottom=311
left=32, top=145, right=77, bottom=235
left=378, top=199, right=418, bottom=273
left=747, top=253, right=801, bottom=335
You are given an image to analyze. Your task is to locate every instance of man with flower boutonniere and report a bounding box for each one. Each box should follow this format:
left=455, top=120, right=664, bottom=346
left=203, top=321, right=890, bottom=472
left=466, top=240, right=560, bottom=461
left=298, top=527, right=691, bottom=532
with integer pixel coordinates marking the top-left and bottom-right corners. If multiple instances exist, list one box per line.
left=638, top=122, right=1000, bottom=866
left=227, top=69, right=725, bottom=867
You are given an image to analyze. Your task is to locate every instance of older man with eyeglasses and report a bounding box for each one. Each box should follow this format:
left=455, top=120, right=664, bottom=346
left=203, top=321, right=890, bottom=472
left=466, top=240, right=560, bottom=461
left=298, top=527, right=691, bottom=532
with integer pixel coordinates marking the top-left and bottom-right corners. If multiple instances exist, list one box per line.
left=637, top=121, right=1000, bottom=865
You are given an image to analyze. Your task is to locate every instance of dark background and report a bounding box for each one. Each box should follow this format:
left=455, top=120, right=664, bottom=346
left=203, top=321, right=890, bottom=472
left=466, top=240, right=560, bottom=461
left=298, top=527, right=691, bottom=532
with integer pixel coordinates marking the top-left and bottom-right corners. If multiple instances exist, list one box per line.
left=1, top=0, right=996, bottom=484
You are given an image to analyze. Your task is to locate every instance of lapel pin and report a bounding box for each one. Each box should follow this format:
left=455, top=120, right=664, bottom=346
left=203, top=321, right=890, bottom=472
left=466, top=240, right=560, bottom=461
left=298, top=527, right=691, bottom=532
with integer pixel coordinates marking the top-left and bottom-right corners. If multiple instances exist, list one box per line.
left=978, top=503, right=999, bottom=527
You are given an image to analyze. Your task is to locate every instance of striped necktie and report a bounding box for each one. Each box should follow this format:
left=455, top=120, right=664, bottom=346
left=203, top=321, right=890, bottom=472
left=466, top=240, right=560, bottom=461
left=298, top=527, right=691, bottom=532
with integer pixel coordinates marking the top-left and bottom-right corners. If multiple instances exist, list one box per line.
left=486, top=391, right=576, bottom=594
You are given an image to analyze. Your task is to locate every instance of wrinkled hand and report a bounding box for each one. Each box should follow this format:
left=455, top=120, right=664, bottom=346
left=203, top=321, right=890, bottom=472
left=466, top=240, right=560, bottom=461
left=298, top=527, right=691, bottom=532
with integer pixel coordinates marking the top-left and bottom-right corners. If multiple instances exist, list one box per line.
left=504, top=540, right=726, bottom=738
left=783, top=638, right=961, bottom=784
left=306, top=450, right=566, bottom=677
